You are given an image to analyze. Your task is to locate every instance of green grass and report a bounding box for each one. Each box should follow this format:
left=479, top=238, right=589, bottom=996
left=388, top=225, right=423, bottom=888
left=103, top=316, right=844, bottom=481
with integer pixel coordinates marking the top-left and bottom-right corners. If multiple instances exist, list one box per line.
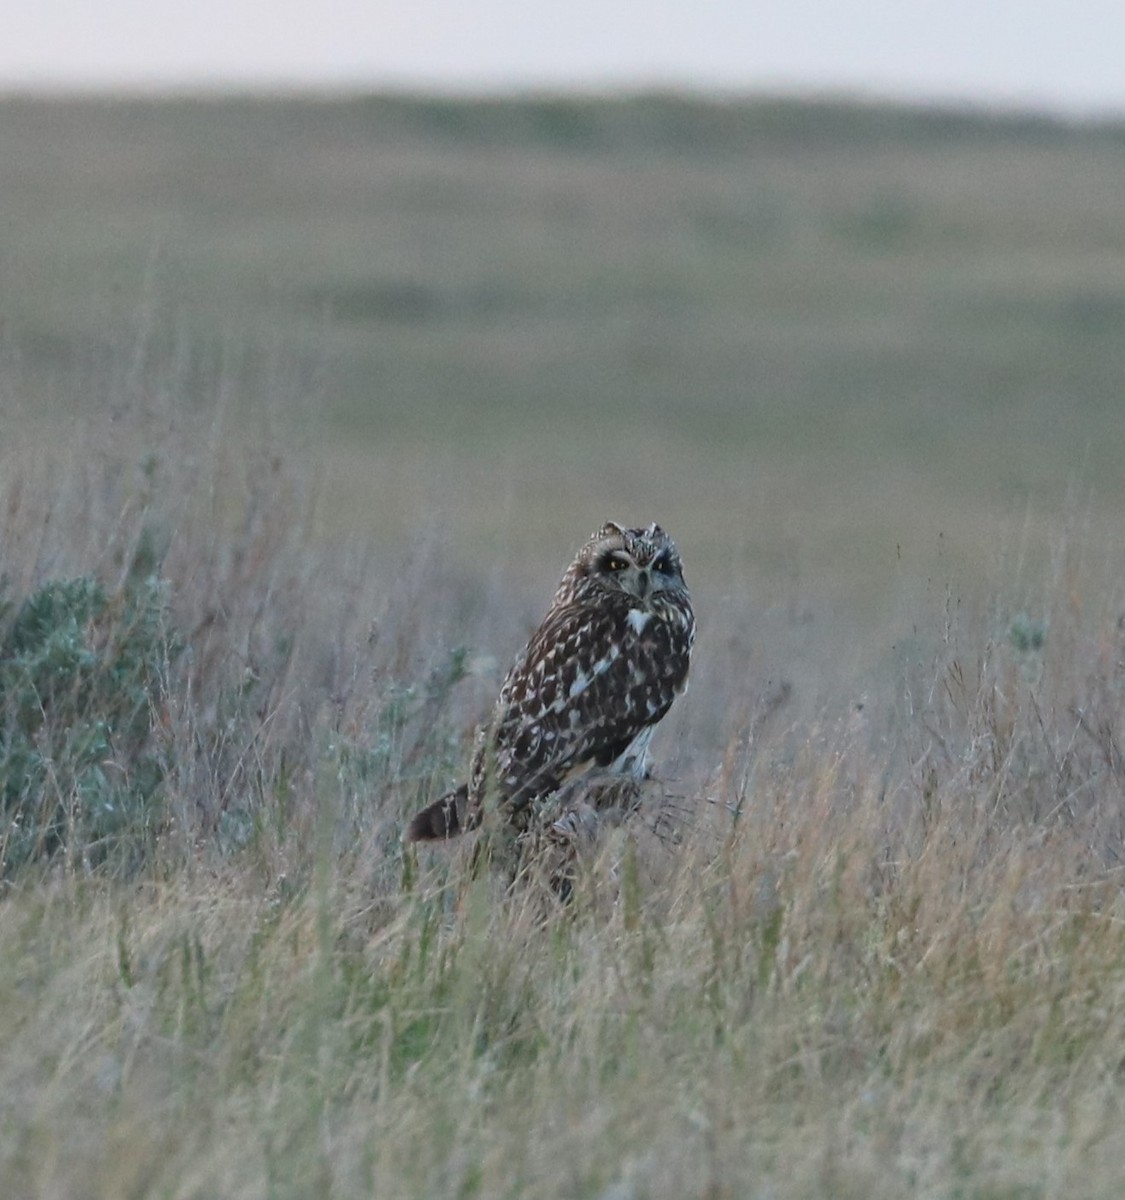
left=4, top=93, right=1125, bottom=1197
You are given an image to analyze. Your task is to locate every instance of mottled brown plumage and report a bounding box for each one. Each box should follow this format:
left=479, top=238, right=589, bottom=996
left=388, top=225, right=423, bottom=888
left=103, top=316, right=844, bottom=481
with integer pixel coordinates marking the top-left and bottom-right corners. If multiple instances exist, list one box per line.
left=406, top=521, right=695, bottom=847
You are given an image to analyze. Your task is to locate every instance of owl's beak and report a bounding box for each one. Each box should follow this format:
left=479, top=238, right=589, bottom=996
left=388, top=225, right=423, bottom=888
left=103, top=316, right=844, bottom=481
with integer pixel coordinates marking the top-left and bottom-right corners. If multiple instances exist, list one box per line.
left=635, top=570, right=649, bottom=599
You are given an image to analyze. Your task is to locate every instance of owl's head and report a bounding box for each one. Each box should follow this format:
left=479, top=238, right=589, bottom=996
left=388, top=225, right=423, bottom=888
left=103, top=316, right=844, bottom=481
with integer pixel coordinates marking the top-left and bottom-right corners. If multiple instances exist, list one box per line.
left=566, top=521, right=688, bottom=605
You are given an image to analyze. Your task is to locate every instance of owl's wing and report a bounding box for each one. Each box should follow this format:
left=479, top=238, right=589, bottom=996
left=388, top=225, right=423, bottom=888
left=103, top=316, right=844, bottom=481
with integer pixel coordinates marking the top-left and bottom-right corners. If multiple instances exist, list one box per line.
left=478, top=596, right=693, bottom=817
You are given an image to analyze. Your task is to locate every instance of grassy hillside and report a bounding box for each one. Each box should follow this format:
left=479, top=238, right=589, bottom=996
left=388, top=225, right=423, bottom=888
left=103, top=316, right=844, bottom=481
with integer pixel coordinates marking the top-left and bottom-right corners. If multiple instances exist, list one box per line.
left=3, top=94, right=1125, bottom=1198
left=5, top=94, right=1125, bottom=684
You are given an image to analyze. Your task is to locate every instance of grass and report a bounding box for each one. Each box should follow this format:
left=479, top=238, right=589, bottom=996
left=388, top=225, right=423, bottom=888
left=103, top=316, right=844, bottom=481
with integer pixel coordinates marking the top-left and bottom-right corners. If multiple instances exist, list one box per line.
left=5, top=91, right=1125, bottom=679
left=3, top=369, right=1125, bottom=1199
left=3, top=92, right=1125, bottom=1197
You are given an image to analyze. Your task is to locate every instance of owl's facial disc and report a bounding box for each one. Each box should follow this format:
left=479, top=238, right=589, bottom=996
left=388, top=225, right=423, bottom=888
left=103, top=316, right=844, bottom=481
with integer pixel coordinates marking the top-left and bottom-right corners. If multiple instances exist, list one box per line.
left=597, top=550, right=653, bottom=601
left=584, top=523, right=684, bottom=606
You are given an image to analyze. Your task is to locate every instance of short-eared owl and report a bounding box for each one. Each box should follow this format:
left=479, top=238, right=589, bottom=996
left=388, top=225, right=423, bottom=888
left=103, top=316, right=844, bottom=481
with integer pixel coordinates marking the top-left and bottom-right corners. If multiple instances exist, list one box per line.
left=406, top=521, right=695, bottom=845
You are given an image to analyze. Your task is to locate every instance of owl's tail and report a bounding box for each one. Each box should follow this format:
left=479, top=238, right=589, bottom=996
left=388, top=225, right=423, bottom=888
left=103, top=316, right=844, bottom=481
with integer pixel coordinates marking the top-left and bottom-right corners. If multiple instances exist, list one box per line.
left=405, top=784, right=470, bottom=842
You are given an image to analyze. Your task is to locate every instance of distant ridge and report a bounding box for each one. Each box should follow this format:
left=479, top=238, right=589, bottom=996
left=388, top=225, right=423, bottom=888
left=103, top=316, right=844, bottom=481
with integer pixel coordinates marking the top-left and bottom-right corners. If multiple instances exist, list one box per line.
left=1, top=89, right=1123, bottom=154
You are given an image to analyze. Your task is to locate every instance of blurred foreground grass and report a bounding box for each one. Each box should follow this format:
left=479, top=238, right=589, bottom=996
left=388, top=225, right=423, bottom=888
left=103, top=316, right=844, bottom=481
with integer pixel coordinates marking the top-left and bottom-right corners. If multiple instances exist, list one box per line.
left=3, top=94, right=1125, bottom=1198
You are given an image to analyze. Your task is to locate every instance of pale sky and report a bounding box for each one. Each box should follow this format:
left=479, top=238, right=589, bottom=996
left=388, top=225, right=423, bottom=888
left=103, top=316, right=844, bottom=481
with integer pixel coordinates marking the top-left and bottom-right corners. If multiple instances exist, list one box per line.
left=5, top=0, right=1125, bottom=115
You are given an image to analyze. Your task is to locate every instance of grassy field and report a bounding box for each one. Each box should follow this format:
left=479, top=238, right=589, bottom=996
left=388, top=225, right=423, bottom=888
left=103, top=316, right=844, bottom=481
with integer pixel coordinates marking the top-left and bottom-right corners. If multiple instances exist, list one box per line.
left=6, top=94, right=1125, bottom=676
left=3, top=93, right=1125, bottom=1198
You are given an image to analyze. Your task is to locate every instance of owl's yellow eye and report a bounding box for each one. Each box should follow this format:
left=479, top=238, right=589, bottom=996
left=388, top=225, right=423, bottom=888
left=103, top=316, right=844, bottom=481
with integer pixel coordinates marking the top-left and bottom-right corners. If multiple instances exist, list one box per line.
left=605, top=555, right=630, bottom=572
left=654, top=555, right=674, bottom=574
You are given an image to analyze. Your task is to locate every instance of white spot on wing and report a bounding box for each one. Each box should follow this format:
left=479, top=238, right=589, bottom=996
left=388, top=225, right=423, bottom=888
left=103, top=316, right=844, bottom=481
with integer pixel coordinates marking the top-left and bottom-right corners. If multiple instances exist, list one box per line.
left=591, top=645, right=621, bottom=673
left=569, top=645, right=620, bottom=698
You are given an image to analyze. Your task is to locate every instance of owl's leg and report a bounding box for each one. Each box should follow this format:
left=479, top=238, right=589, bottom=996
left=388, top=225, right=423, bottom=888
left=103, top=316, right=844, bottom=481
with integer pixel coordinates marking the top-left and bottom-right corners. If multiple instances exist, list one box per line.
left=548, top=799, right=601, bottom=845
left=539, top=778, right=643, bottom=901
left=608, top=724, right=656, bottom=780
left=550, top=773, right=645, bottom=832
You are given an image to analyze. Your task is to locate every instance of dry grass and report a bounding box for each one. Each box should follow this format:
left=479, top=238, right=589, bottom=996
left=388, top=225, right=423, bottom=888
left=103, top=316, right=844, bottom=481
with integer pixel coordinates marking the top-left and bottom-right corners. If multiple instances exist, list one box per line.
left=2, top=379, right=1125, bottom=1200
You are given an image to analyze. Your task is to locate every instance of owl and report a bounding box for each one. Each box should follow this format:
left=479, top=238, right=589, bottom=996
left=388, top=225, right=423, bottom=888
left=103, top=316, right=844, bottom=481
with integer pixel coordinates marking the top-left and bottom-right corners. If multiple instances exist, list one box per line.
left=406, top=521, right=695, bottom=851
